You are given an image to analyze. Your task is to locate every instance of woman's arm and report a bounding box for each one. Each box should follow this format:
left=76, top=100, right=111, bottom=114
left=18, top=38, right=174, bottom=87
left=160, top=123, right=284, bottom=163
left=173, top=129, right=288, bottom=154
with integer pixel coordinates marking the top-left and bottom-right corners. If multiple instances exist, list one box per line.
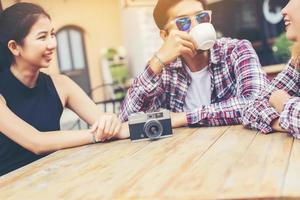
left=242, top=61, right=300, bottom=133
left=51, top=74, right=100, bottom=125
left=0, top=95, right=94, bottom=155
left=51, top=75, right=125, bottom=141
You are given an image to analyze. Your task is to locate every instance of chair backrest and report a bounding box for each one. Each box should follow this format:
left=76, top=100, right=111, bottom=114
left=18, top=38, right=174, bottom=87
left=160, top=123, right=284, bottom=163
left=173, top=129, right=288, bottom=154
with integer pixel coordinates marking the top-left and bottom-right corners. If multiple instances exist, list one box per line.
left=68, top=83, right=127, bottom=130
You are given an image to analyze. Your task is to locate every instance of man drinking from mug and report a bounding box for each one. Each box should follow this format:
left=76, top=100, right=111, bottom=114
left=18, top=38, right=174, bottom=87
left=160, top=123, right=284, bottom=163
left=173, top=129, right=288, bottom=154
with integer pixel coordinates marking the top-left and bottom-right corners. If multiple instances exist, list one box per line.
left=120, top=0, right=268, bottom=128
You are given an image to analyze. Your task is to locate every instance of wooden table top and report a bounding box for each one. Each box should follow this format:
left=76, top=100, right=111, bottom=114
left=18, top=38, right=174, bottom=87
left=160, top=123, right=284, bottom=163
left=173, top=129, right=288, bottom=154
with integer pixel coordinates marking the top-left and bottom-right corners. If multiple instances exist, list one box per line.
left=1, top=125, right=300, bottom=199
left=263, top=63, right=285, bottom=74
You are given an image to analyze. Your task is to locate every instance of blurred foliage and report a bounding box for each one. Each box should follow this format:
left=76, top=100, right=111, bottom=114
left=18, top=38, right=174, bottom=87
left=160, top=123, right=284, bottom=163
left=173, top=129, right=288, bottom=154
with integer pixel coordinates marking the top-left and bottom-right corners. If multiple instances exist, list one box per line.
left=103, top=48, right=129, bottom=99
left=110, top=63, right=129, bottom=84
left=272, top=33, right=293, bottom=63
left=104, top=48, right=118, bottom=61
left=110, top=63, right=129, bottom=99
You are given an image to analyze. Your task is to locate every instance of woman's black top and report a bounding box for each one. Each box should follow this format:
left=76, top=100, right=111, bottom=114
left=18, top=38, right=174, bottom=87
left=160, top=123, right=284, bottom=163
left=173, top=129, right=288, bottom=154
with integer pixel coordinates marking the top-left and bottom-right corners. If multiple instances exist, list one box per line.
left=0, top=68, right=63, bottom=176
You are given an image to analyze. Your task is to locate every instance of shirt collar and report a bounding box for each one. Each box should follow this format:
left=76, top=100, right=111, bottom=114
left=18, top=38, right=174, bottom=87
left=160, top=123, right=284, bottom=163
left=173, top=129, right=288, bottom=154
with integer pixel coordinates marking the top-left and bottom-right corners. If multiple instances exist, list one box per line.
left=209, top=41, right=222, bottom=65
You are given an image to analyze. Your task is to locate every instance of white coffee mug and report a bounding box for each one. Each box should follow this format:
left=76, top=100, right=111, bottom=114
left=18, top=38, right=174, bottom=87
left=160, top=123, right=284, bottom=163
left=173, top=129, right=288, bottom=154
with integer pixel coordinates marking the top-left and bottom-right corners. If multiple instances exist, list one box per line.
left=190, top=23, right=217, bottom=50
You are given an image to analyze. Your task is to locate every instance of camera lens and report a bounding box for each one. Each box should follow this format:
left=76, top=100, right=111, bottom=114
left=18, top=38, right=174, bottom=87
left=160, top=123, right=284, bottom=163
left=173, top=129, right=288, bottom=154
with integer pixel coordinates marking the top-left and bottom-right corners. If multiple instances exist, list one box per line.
left=143, top=120, right=163, bottom=139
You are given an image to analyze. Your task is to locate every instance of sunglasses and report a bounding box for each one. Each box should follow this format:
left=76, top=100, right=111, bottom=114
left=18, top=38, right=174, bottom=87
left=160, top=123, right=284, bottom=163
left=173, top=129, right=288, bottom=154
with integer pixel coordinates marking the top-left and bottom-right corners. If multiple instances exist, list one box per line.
left=168, top=10, right=212, bottom=32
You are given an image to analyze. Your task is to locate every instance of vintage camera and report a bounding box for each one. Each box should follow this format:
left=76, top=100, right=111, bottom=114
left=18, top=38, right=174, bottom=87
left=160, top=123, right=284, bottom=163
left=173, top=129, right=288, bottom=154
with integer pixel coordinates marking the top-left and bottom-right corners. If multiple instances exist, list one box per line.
left=128, top=110, right=173, bottom=141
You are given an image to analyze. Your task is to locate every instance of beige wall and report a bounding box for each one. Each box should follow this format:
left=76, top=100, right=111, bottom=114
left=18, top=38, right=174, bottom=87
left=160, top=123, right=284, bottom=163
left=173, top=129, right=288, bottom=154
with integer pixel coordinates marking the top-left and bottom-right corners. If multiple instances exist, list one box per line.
left=2, top=0, right=123, bottom=101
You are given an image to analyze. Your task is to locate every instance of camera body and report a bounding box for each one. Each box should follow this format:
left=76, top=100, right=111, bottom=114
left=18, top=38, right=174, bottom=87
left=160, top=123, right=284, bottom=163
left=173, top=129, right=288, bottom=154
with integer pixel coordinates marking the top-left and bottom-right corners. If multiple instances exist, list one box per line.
left=128, top=110, right=173, bottom=141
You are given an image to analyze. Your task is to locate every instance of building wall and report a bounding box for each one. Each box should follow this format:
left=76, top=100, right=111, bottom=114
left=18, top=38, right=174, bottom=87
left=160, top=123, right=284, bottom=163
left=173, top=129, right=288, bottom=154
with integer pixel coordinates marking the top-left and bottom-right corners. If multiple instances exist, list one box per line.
left=121, top=6, right=162, bottom=77
left=2, top=0, right=123, bottom=101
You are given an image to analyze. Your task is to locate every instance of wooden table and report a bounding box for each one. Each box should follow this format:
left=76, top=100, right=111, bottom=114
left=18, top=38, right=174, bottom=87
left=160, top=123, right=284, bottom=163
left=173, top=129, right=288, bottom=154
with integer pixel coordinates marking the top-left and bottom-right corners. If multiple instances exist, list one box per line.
left=263, top=64, right=285, bottom=80
left=1, top=125, right=300, bottom=199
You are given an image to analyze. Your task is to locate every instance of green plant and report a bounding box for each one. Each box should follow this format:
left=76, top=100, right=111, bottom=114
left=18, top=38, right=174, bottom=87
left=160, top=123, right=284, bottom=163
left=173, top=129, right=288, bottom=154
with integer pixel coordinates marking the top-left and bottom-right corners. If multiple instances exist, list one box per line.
left=109, top=63, right=129, bottom=84
left=103, top=47, right=129, bottom=84
left=104, top=48, right=118, bottom=61
left=272, top=33, right=293, bottom=63
left=102, top=47, right=129, bottom=98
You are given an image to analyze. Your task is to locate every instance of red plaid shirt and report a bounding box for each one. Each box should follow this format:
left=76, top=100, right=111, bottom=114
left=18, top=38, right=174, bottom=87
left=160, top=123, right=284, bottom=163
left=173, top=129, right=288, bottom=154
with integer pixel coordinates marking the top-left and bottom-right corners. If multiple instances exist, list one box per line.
left=120, top=38, right=268, bottom=126
left=242, top=60, right=300, bottom=138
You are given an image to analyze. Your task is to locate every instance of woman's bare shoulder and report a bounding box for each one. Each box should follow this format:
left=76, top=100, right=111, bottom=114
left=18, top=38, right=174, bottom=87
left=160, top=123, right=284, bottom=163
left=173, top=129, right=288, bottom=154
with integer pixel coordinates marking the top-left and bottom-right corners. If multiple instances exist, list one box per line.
left=0, top=95, right=6, bottom=105
left=49, top=74, right=72, bottom=86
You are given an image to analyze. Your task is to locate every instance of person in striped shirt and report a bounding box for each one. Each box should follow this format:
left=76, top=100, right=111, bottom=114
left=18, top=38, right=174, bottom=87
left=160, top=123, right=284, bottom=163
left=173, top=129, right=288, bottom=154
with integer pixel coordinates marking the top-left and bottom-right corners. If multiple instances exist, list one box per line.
left=120, top=0, right=268, bottom=128
left=243, top=0, right=300, bottom=139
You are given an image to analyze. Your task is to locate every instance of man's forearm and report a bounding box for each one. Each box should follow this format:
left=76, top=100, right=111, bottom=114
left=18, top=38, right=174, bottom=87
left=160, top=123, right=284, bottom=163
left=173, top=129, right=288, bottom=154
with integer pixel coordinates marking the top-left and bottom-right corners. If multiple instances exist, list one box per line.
left=171, top=112, right=188, bottom=128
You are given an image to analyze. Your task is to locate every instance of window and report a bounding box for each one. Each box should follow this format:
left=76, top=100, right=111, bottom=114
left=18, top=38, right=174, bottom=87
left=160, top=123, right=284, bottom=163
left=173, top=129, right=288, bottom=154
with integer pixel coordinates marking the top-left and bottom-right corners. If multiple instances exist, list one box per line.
left=56, top=26, right=91, bottom=94
left=56, top=27, right=87, bottom=72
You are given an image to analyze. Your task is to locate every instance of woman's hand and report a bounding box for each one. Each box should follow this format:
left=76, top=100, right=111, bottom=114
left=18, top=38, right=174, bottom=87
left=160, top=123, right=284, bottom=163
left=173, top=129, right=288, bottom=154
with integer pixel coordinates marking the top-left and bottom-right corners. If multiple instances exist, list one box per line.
left=269, top=90, right=291, bottom=113
left=90, top=113, right=122, bottom=142
left=116, top=122, right=130, bottom=139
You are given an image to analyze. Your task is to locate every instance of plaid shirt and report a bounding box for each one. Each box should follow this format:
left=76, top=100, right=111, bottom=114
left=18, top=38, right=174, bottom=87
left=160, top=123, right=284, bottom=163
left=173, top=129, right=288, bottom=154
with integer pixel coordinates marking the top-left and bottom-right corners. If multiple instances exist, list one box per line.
left=120, top=38, right=268, bottom=126
left=242, top=60, right=300, bottom=138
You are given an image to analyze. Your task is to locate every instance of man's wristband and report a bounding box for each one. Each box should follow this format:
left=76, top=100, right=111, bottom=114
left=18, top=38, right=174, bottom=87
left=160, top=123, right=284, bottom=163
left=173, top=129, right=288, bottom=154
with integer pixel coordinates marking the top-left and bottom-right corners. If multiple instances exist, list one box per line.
left=154, top=53, right=166, bottom=68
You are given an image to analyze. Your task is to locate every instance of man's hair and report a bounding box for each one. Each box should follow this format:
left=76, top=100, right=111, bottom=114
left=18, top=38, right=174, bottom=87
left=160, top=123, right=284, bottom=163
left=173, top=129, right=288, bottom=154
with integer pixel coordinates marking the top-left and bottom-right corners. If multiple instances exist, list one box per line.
left=153, top=0, right=207, bottom=30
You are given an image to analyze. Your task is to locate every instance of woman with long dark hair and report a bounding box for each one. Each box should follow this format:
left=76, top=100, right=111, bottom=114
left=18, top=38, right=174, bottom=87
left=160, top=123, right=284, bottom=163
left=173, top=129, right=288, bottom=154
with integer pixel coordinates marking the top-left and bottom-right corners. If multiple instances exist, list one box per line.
left=0, top=2, right=128, bottom=176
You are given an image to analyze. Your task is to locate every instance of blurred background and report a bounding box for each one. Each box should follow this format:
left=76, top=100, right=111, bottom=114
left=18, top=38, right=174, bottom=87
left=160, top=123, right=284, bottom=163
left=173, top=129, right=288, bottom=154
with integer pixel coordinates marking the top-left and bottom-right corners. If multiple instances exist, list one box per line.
left=0, top=0, right=291, bottom=128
